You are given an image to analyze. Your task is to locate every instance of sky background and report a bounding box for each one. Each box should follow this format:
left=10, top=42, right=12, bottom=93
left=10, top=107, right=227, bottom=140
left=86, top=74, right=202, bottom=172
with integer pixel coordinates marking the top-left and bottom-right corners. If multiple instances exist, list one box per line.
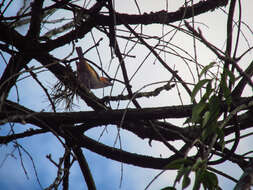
left=0, top=0, right=253, bottom=190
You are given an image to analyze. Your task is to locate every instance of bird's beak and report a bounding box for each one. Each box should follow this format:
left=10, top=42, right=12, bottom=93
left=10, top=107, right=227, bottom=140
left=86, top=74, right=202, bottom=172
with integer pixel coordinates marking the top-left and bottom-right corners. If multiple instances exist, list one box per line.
left=100, top=77, right=113, bottom=86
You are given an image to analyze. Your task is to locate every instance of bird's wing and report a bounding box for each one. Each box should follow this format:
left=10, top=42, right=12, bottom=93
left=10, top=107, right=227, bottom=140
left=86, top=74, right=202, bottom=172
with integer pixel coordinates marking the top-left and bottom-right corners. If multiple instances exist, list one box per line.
left=76, top=46, right=100, bottom=80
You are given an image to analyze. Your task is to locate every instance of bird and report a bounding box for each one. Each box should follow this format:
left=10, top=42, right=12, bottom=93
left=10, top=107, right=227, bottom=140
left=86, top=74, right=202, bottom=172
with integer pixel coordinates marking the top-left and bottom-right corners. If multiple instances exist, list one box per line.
left=75, top=47, right=112, bottom=89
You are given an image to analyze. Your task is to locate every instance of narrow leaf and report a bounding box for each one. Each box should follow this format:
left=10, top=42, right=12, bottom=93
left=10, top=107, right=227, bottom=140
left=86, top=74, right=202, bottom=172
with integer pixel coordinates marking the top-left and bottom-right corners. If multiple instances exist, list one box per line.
left=164, top=158, right=192, bottom=170
left=191, top=79, right=211, bottom=102
left=200, top=62, right=216, bottom=78
left=191, top=101, right=207, bottom=123
left=182, top=175, right=191, bottom=189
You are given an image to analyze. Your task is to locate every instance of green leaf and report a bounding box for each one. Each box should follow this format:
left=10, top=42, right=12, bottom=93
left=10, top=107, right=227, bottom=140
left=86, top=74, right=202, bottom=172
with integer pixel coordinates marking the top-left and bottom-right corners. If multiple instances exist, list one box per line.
left=174, top=166, right=186, bottom=185
left=191, top=101, right=207, bottom=123
left=202, top=111, right=211, bottom=127
left=174, top=166, right=191, bottom=187
left=182, top=175, right=191, bottom=189
left=193, top=169, right=203, bottom=190
left=201, top=122, right=217, bottom=141
left=224, top=68, right=236, bottom=86
left=191, top=79, right=211, bottom=102
left=221, top=81, right=232, bottom=106
left=216, top=128, right=225, bottom=151
left=164, top=158, right=192, bottom=170
left=200, top=62, right=216, bottom=78
left=209, top=95, right=220, bottom=106
left=208, top=95, right=221, bottom=121
left=202, top=82, right=213, bottom=102
left=202, top=171, right=218, bottom=189
left=192, top=158, right=203, bottom=171
left=220, top=71, right=232, bottom=107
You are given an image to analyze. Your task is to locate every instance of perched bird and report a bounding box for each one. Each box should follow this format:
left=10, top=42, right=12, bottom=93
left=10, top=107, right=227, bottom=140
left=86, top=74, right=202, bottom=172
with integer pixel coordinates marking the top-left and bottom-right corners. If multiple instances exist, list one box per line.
left=75, top=47, right=112, bottom=89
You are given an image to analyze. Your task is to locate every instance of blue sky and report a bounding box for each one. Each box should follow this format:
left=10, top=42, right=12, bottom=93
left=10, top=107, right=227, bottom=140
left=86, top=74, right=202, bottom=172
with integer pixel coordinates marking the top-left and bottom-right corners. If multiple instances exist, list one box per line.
left=1, top=0, right=253, bottom=190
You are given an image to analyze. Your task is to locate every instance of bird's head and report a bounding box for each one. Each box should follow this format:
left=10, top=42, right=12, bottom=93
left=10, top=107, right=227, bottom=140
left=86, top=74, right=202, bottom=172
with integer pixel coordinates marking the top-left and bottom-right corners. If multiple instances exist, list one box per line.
left=96, top=77, right=113, bottom=88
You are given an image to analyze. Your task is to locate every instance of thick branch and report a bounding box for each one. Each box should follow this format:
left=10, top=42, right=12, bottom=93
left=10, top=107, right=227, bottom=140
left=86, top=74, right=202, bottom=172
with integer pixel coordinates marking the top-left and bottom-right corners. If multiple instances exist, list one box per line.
left=1, top=98, right=252, bottom=144
left=1, top=100, right=193, bottom=125
left=232, top=61, right=253, bottom=98
left=26, top=0, right=44, bottom=38
left=94, top=0, right=228, bottom=25
left=67, top=130, right=177, bottom=170
left=0, top=54, right=31, bottom=98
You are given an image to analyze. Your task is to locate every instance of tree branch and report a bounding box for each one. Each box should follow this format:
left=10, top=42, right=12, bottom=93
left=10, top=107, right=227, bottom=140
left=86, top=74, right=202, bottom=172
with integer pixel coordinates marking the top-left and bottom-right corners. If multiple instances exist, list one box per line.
left=26, top=0, right=44, bottom=39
